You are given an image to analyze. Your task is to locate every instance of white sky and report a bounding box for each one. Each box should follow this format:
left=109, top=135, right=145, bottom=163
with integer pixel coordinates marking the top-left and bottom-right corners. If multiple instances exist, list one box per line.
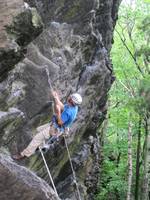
left=121, top=0, right=136, bottom=8
left=122, top=0, right=136, bottom=4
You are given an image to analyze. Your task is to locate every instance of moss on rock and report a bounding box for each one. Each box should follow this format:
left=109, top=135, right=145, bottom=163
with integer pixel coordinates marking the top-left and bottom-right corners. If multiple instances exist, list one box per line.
left=6, top=9, right=43, bottom=47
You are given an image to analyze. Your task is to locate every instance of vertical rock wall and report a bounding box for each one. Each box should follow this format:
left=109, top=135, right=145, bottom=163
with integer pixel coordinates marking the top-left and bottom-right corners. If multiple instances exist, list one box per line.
left=0, top=0, right=121, bottom=199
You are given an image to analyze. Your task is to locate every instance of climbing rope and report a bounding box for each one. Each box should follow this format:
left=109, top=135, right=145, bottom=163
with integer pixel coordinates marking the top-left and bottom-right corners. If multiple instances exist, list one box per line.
left=43, top=66, right=82, bottom=199
left=45, top=66, right=53, bottom=91
left=38, top=66, right=59, bottom=198
left=63, top=136, right=82, bottom=200
left=45, top=66, right=55, bottom=114
left=39, top=147, right=59, bottom=198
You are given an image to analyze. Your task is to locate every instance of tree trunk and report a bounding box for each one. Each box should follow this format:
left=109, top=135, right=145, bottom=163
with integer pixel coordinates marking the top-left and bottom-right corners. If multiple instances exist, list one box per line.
left=141, top=114, right=150, bottom=200
left=126, top=120, right=133, bottom=200
left=134, top=117, right=142, bottom=200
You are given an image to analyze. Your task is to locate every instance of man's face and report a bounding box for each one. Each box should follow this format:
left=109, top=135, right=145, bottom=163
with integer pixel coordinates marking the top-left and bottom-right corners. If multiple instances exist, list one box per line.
left=67, top=96, right=74, bottom=105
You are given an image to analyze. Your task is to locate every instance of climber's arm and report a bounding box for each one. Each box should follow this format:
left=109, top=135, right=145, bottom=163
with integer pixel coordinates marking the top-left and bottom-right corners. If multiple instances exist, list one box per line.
left=52, top=91, right=64, bottom=111
left=51, top=91, right=64, bottom=125
left=56, top=108, right=69, bottom=126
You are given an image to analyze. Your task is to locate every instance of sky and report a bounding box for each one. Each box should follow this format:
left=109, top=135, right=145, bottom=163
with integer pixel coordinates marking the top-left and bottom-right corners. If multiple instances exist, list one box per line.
left=121, top=0, right=136, bottom=8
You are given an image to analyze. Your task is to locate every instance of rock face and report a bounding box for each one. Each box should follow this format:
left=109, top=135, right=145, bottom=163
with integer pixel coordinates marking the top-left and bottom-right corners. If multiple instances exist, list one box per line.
left=0, top=0, right=43, bottom=82
left=0, top=0, right=24, bottom=48
left=0, top=0, right=121, bottom=199
left=0, top=154, right=59, bottom=200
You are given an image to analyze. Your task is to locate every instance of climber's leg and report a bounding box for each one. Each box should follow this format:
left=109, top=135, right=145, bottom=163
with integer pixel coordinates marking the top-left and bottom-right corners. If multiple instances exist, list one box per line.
left=21, top=126, right=50, bottom=157
left=13, top=126, right=56, bottom=159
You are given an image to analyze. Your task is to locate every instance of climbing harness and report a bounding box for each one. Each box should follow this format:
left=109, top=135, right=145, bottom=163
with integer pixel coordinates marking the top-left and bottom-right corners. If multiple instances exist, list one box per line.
left=40, top=66, right=82, bottom=200
left=39, top=147, right=59, bottom=198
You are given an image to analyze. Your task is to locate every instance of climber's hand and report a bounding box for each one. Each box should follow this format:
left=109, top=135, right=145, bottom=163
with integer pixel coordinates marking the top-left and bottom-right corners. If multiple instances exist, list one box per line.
left=52, top=91, right=59, bottom=99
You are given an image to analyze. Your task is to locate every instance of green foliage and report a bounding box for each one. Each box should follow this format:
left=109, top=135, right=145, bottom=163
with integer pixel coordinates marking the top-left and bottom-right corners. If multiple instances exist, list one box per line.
left=138, top=15, right=150, bottom=34
left=139, top=75, right=150, bottom=111
left=96, top=0, right=149, bottom=199
left=135, top=46, right=150, bottom=58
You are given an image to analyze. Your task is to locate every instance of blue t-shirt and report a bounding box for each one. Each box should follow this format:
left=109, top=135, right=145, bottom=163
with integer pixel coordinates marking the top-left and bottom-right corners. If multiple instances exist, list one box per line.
left=52, top=104, right=78, bottom=131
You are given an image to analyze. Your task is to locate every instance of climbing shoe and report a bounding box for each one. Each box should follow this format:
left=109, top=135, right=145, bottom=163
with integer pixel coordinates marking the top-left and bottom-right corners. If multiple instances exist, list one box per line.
left=12, top=154, right=26, bottom=160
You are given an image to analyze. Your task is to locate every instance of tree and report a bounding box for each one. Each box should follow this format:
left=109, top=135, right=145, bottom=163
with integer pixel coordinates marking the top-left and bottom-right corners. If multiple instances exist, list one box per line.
left=126, top=119, right=133, bottom=200
left=95, top=0, right=150, bottom=199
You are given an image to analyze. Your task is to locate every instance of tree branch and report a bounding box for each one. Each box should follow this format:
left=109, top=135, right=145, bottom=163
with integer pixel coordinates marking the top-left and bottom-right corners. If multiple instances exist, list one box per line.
left=115, top=28, right=145, bottom=77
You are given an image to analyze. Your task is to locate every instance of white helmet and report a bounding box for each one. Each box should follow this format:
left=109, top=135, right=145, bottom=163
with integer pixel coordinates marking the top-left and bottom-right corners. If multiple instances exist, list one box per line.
left=70, top=93, right=82, bottom=105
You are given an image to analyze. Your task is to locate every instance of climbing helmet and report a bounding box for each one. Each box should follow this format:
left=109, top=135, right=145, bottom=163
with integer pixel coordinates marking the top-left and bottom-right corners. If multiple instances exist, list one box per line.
left=70, top=93, right=82, bottom=105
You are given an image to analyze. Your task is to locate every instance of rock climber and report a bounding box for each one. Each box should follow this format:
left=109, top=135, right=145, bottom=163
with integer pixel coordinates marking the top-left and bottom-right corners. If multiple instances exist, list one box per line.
left=13, top=91, right=82, bottom=160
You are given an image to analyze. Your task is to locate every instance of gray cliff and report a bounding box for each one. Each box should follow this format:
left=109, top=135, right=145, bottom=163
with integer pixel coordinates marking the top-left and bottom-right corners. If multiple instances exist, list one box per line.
left=0, top=0, right=121, bottom=199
